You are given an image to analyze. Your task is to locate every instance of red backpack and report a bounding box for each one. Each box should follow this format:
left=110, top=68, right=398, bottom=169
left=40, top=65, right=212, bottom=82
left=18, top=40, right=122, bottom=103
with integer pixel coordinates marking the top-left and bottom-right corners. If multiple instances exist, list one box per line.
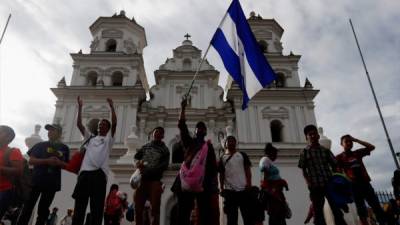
left=105, top=193, right=122, bottom=216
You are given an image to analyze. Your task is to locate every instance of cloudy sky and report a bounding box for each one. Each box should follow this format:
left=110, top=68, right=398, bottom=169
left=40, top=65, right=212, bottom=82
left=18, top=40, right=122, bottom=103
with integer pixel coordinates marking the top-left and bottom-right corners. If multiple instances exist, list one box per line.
left=0, top=0, right=399, bottom=190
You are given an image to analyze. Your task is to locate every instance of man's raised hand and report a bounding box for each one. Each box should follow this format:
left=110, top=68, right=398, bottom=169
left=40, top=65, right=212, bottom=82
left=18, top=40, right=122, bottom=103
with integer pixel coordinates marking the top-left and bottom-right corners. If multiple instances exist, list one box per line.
left=107, top=98, right=114, bottom=108
left=181, top=98, right=187, bottom=109
left=77, top=96, right=83, bottom=107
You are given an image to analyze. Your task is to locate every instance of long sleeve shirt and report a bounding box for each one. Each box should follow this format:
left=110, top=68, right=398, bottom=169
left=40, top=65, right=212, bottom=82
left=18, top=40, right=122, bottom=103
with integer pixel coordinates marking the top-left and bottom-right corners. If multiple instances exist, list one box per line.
left=134, top=141, right=170, bottom=181
left=177, top=119, right=218, bottom=193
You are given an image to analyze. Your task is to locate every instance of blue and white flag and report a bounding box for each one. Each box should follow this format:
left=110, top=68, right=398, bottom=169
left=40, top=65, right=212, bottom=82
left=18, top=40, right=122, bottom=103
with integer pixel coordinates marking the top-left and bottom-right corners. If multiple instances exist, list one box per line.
left=211, top=0, right=276, bottom=109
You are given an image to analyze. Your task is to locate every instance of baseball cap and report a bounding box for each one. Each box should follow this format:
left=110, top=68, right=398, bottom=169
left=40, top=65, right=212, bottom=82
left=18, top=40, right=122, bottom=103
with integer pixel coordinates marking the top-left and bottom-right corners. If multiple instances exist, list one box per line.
left=45, top=124, right=62, bottom=133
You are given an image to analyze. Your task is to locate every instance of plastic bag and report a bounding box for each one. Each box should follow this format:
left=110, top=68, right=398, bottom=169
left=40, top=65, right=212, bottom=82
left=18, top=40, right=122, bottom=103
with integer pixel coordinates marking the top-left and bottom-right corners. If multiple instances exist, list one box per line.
left=129, top=169, right=141, bottom=189
left=125, top=203, right=134, bottom=222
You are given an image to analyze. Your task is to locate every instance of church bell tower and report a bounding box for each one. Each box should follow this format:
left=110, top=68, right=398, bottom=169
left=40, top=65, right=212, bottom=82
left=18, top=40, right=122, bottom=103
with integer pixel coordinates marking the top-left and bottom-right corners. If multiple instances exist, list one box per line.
left=51, top=10, right=148, bottom=155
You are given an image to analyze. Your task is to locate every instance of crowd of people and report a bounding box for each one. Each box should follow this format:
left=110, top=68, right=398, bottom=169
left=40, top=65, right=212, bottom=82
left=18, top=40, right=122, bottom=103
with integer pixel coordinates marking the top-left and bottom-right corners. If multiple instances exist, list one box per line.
left=0, top=97, right=399, bottom=225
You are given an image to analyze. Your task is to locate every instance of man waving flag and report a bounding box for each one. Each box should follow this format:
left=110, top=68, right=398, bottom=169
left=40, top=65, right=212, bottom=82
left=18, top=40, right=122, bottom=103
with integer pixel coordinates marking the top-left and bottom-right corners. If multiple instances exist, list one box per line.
left=211, top=0, right=276, bottom=109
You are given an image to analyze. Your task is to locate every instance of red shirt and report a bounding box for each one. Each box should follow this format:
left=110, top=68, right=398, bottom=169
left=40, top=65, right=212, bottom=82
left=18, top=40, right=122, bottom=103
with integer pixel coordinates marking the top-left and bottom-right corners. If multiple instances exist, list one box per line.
left=336, top=148, right=371, bottom=183
left=0, top=146, right=24, bottom=191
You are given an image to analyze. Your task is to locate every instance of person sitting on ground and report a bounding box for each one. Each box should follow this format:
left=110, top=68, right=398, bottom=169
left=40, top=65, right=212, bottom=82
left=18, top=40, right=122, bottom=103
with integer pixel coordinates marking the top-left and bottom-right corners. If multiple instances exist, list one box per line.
left=336, top=134, right=387, bottom=225
left=134, top=126, right=170, bottom=225
left=0, top=125, right=24, bottom=220
left=17, top=124, right=69, bottom=225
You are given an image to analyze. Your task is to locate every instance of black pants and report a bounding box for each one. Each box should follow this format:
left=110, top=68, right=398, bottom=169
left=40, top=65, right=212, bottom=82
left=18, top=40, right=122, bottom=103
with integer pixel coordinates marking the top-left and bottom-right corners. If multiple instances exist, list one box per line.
left=72, top=170, right=106, bottom=225
left=267, top=196, right=287, bottom=225
left=269, top=216, right=286, bottom=225
left=222, top=190, right=253, bottom=225
left=309, top=187, right=347, bottom=225
left=352, top=182, right=386, bottom=224
left=176, top=191, right=219, bottom=225
left=0, top=189, right=13, bottom=220
left=16, top=187, right=56, bottom=225
left=103, top=214, right=120, bottom=225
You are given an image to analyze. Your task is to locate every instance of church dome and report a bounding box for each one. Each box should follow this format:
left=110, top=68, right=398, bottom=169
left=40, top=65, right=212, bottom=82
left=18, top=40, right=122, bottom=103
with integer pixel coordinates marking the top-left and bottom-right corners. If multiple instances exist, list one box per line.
left=157, top=35, right=215, bottom=72
left=182, top=39, right=193, bottom=46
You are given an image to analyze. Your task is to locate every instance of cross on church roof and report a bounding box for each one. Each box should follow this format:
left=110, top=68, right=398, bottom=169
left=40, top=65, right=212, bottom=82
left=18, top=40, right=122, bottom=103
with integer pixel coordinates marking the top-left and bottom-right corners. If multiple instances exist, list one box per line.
left=184, top=33, right=191, bottom=40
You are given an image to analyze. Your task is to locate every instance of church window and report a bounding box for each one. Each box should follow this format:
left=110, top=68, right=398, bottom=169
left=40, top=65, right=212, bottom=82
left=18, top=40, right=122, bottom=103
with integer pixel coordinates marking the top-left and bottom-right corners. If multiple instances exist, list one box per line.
left=275, top=73, right=286, bottom=87
left=87, top=71, right=98, bottom=86
left=111, top=71, right=123, bottom=86
left=183, top=58, right=192, bottom=71
left=258, top=40, right=268, bottom=53
left=106, top=39, right=117, bottom=52
left=270, top=120, right=283, bottom=142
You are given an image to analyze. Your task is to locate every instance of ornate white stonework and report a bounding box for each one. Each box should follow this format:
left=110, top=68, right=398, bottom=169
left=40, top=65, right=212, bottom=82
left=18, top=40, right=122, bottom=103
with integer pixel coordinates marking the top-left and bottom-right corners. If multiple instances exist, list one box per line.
left=46, top=10, right=329, bottom=225
left=25, top=124, right=43, bottom=149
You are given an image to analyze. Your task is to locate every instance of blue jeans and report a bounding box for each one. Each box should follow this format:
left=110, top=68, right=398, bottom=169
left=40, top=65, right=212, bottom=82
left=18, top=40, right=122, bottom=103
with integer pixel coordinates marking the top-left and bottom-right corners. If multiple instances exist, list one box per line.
left=0, top=189, right=13, bottom=220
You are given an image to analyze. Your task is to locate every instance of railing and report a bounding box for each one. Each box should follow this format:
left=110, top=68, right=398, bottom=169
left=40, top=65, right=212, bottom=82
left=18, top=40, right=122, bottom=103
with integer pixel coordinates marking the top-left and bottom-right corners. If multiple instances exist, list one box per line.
left=375, top=190, right=395, bottom=203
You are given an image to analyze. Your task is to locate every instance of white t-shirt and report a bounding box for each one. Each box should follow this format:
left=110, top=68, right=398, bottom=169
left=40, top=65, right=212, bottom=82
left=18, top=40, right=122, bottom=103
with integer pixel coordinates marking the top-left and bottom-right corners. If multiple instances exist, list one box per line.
left=221, top=151, right=250, bottom=191
left=80, top=131, right=114, bottom=177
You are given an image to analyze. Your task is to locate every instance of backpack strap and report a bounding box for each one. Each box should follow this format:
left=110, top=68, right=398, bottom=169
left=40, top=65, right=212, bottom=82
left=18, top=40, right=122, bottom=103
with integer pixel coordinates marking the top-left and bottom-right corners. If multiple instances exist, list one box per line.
left=222, top=153, right=235, bottom=167
left=79, top=134, right=95, bottom=153
left=2, top=147, right=17, bottom=181
left=3, top=147, right=13, bottom=167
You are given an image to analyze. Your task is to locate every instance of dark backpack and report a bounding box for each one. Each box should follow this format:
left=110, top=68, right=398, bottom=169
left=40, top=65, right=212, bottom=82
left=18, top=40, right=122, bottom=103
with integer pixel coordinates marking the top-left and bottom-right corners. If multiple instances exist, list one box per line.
left=125, top=203, right=135, bottom=222
left=4, top=147, right=32, bottom=206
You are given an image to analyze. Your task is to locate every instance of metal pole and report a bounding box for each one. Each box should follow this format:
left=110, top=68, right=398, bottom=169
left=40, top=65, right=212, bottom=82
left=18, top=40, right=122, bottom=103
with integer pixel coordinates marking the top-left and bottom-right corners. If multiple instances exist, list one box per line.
left=185, top=44, right=213, bottom=99
left=0, top=14, right=11, bottom=46
left=185, top=12, right=229, bottom=99
left=0, top=14, right=12, bottom=123
left=349, top=18, right=399, bottom=169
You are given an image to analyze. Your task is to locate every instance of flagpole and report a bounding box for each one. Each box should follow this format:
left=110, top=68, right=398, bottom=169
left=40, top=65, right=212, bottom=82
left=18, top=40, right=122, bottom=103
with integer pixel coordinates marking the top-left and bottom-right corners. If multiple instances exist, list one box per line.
left=184, top=12, right=229, bottom=99
left=0, top=14, right=11, bottom=45
left=349, top=18, right=399, bottom=169
left=0, top=14, right=12, bottom=123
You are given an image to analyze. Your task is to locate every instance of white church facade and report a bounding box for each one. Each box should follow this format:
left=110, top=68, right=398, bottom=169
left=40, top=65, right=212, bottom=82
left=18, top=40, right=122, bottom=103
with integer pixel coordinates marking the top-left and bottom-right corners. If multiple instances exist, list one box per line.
left=39, top=10, right=342, bottom=225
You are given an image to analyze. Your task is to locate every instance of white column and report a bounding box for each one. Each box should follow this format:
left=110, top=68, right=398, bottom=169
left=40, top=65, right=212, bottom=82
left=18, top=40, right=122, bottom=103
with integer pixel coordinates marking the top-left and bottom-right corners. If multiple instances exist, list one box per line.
left=289, top=106, right=301, bottom=142
left=117, top=124, right=143, bottom=164
left=70, top=64, right=81, bottom=86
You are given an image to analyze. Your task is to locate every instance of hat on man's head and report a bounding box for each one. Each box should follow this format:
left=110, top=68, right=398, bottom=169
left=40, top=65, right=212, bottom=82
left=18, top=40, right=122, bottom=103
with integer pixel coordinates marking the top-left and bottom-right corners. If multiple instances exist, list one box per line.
left=45, top=124, right=62, bottom=133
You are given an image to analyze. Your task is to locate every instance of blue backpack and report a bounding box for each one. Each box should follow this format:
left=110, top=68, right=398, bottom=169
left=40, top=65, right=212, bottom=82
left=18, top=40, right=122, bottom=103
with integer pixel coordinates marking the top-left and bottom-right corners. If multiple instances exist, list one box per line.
left=327, top=173, right=353, bottom=206
left=125, top=203, right=134, bottom=222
